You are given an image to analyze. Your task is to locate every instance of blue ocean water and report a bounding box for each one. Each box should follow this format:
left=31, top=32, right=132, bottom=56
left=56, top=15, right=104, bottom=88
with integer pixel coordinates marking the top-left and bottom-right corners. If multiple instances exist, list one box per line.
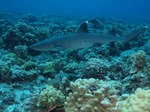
left=0, top=0, right=150, bottom=21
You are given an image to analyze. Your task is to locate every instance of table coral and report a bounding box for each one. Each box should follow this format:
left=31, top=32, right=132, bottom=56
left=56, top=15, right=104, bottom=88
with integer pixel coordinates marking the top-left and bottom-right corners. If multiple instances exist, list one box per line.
left=64, top=78, right=121, bottom=112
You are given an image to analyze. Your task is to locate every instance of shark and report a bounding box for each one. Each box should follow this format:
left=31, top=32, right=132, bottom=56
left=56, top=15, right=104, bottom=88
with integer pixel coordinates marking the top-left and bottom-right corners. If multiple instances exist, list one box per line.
left=29, top=21, right=146, bottom=51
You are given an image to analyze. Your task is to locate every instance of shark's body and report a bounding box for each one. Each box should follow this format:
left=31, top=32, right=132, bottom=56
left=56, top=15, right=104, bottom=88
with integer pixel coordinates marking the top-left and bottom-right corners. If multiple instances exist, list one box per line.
left=29, top=21, right=146, bottom=51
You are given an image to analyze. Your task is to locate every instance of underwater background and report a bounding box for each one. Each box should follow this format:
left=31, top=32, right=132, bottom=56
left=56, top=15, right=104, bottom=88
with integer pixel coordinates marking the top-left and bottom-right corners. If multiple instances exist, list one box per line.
left=0, top=0, right=150, bottom=112
left=1, top=0, right=150, bottom=21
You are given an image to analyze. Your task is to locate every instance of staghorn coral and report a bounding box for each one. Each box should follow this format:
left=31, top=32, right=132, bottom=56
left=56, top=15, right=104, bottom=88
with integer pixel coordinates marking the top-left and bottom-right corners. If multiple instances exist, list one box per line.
left=64, top=78, right=122, bottom=112
left=38, top=85, right=65, bottom=108
left=117, top=88, right=150, bottom=112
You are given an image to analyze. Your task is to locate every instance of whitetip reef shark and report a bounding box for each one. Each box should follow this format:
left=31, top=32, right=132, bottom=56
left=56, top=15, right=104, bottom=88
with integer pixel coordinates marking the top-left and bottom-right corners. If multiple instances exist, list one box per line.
left=29, top=21, right=146, bottom=51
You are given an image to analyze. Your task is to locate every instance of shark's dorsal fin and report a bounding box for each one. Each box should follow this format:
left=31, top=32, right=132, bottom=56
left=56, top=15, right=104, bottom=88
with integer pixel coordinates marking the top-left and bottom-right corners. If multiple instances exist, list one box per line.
left=77, top=21, right=88, bottom=33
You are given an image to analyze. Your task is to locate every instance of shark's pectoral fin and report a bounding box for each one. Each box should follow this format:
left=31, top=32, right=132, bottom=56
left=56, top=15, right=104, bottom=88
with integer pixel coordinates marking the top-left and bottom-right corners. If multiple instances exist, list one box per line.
left=77, top=21, right=89, bottom=33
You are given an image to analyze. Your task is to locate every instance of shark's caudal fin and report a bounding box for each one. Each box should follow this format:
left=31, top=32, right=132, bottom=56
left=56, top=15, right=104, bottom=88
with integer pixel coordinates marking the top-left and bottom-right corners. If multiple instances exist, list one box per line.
left=123, top=28, right=147, bottom=43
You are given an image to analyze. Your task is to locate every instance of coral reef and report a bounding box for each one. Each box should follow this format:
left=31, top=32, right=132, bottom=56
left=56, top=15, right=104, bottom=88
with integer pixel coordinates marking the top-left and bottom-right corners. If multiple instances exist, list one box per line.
left=0, top=50, right=40, bottom=82
left=42, top=61, right=56, bottom=74
left=38, top=85, right=65, bottom=108
left=117, top=88, right=150, bottom=112
left=2, top=21, right=50, bottom=49
left=0, top=60, right=10, bottom=80
left=122, top=50, right=150, bottom=92
left=0, top=13, right=149, bottom=112
left=14, top=45, right=29, bottom=58
left=82, top=58, right=110, bottom=78
left=64, top=78, right=122, bottom=112
left=129, top=50, right=147, bottom=74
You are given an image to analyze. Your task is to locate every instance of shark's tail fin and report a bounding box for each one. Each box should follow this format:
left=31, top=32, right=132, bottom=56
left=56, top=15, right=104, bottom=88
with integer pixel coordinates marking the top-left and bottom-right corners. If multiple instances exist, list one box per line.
left=123, top=28, right=147, bottom=43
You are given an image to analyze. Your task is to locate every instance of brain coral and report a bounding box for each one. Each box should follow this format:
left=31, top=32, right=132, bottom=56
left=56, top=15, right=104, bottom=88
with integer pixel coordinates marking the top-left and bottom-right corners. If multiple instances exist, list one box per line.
left=117, top=88, right=150, bottom=112
left=64, top=78, right=122, bottom=112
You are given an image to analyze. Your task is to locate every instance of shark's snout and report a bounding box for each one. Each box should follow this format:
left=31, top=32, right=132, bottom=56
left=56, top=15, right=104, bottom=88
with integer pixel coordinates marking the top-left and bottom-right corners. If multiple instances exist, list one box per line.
left=29, top=44, right=40, bottom=51
left=29, top=44, right=36, bottom=50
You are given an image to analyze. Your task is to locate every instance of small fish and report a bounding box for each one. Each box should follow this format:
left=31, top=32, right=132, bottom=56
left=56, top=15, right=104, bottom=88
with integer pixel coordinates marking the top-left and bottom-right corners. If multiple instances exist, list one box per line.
left=29, top=21, right=146, bottom=51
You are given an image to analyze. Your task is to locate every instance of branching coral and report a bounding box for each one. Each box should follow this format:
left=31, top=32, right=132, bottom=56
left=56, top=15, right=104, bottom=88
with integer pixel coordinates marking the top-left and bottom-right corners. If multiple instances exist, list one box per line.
left=64, top=78, right=122, bottom=112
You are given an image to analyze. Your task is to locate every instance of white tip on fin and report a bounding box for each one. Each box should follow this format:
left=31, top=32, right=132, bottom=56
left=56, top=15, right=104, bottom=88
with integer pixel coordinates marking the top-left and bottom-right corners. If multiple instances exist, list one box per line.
left=77, top=21, right=89, bottom=33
